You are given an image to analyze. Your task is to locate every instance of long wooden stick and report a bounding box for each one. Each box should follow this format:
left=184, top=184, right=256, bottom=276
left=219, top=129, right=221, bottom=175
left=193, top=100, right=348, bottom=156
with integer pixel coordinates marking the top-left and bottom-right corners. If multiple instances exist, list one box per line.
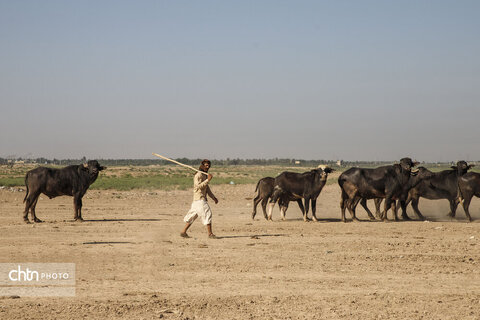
left=152, top=153, right=209, bottom=176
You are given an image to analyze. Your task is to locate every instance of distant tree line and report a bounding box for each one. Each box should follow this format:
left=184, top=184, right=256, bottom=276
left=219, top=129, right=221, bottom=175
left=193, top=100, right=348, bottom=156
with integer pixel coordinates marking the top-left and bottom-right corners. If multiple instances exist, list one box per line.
left=1, top=157, right=467, bottom=168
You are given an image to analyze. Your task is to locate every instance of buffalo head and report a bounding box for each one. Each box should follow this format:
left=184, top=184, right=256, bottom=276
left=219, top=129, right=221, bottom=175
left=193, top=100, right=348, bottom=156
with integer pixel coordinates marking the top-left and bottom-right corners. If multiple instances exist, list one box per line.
left=399, top=157, right=419, bottom=175
left=451, top=160, right=474, bottom=176
left=82, top=160, right=106, bottom=177
left=314, top=165, right=334, bottom=181
left=317, top=164, right=334, bottom=173
left=407, top=166, right=435, bottom=189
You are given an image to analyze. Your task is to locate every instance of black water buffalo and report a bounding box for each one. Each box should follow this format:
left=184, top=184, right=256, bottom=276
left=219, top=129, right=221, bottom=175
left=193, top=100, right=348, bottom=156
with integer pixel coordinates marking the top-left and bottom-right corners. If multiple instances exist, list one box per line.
left=456, top=162, right=478, bottom=222
left=268, top=166, right=334, bottom=222
left=23, top=160, right=106, bottom=223
left=252, top=177, right=305, bottom=220
left=401, top=161, right=472, bottom=220
left=338, top=158, right=431, bottom=222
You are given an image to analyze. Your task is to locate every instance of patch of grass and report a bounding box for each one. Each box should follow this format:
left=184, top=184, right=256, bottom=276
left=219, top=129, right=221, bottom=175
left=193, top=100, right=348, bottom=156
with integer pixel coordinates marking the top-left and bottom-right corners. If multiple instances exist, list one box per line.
left=91, top=174, right=193, bottom=191
left=0, top=177, right=24, bottom=187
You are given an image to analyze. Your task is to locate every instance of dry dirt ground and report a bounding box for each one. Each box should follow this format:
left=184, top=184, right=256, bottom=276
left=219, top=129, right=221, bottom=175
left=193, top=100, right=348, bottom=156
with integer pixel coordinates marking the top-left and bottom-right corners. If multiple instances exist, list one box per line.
left=0, top=183, right=479, bottom=319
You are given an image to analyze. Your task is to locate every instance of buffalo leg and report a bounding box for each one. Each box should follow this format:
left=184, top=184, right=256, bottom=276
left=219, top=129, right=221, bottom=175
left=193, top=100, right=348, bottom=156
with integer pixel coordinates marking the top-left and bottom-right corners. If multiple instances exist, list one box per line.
left=260, top=198, right=269, bottom=220
left=30, top=197, right=43, bottom=223
left=252, top=194, right=262, bottom=220
left=382, top=197, right=393, bottom=221
left=23, top=191, right=40, bottom=223
left=392, top=200, right=399, bottom=221
left=303, top=198, right=310, bottom=222
left=280, top=200, right=290, bottom=221
left=401, top=195, right=412, bottom=220
left=74, top=195, right=84, bottom=221
left=340, top=191, right=348, bottom=223
left=268, top=189, right=285, bottom=221
left=267, top=202, right=275, bottom=221
left=77, top=197, right=83, bottom=220
left=447, top=198, right=460, bottom=218
left=267, top=192, right=280, bottom=221
left=447, top=199, right=459, bottom=219
left=73, top=197, right=79, bottom=220
left=402, top=193, right=412, bottom=220
left=409, top=198, right=424, bottom=220
left=374, top=198, right=383, bottom=219
left=296, top=200, right=305, bottom=219
left=347, top=197, right=360, bottom=221
left=311, top=198, right=318, bottom=221
left=359, top=198, right=376, bottom=220
left=279, top=199, right=289, bottom=220
left=23, top=198, right=33, bottom=223
left=279, top=205, right=286, bottom=220
left=461, top=195, right=473, bottom=222
left=345, top=199, right=355, bottom=221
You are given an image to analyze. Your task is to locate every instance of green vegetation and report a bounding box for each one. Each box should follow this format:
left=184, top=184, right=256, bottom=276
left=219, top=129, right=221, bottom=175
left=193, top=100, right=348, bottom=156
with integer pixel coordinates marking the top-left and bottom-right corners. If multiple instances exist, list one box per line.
left=0, top=177, right=24, bottom=187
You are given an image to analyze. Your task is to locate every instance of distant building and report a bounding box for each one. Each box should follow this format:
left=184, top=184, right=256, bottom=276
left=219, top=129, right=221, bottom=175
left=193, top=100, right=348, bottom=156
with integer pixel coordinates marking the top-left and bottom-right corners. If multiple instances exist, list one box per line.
left=336, top=160, right=343, bottom=167
left=295, top=160, right=301, bottom=165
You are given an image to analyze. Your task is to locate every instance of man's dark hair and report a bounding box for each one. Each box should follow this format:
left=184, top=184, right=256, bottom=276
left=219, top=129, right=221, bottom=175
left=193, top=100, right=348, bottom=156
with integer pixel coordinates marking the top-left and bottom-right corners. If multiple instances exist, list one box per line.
left=199, top=159, right=211, bottom=172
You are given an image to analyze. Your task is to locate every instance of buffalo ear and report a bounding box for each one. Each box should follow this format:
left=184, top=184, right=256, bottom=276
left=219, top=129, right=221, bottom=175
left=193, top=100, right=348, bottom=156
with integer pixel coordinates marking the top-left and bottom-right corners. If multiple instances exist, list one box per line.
left=99, top=166, right=106, bottom=171
left=450, top=166, right=458, bottom=170
left=468, top=164, right=475, bottom=169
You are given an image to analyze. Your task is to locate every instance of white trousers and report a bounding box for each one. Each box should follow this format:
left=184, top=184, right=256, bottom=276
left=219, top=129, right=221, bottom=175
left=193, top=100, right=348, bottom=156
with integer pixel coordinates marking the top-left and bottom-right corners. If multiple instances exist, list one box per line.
left=184, top=200, right=212, bottom=225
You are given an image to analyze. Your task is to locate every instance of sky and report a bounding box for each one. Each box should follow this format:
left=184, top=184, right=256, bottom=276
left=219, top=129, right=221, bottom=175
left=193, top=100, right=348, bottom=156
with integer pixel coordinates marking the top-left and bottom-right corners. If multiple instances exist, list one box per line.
left=1, top=0, right=479, bottom=162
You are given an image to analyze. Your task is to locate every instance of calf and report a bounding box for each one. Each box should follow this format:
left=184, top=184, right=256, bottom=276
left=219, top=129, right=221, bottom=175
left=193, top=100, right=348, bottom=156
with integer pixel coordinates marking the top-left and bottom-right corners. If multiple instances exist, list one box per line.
left=268, top=166, right=334, bottom=222
left=23, top=160, right=106, bottom=223
left=252, top=177, right=305, bottom=220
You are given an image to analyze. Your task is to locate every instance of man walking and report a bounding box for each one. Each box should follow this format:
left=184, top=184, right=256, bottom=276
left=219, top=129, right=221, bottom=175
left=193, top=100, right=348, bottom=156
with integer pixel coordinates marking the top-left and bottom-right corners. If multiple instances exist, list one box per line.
left=180, top=159, right=219, bottom=239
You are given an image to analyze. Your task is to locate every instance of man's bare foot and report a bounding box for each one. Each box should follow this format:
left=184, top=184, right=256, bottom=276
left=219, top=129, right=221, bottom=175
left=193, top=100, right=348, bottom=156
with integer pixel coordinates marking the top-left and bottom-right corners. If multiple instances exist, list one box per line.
left=180, top=232, right=190, bottom=238
left=208, top=234, right=218, bottom=239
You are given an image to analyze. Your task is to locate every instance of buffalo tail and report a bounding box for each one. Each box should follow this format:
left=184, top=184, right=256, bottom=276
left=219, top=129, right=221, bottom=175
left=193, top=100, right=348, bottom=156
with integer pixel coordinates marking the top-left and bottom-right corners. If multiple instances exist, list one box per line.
left=23, top=174, right=29, bottom=203
left=254, top=180, right=261, bottom=193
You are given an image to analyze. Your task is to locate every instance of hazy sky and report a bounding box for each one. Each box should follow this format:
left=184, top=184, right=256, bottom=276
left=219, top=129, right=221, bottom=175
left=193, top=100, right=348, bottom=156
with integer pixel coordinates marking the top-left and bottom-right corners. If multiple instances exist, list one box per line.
left=1, top=1, right=479, bottom=162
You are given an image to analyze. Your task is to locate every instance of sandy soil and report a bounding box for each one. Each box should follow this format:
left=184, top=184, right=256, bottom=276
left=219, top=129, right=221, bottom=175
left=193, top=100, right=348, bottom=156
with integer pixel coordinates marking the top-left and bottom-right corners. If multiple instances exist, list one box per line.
left=0, top=183, right=479, bottom=319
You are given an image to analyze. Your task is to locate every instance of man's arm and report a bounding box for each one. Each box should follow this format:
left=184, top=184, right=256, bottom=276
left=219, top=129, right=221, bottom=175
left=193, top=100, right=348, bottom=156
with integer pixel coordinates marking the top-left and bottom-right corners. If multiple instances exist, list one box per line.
left=193, top=173, right=212, bottom=192
left=206, top=185, right=218, bottom=204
